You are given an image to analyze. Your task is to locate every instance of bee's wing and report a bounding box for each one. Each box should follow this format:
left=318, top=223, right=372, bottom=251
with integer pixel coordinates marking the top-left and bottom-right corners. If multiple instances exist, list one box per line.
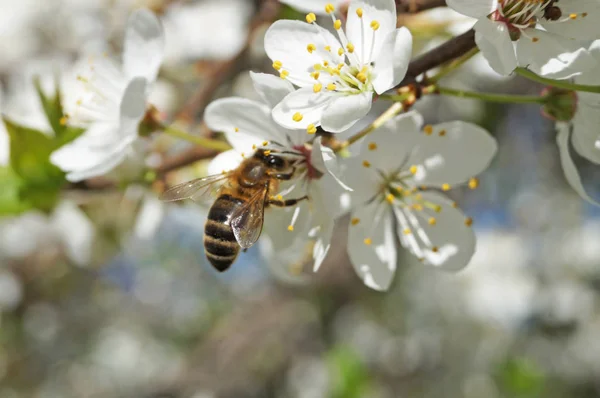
left=230, top=184, right=268, bottom=249
left=160, top=173, right=231, bottom=202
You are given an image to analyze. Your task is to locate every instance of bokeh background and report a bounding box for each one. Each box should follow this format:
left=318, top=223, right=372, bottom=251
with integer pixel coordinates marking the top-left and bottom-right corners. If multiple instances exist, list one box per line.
left=1, top=0, right=600, bottom=397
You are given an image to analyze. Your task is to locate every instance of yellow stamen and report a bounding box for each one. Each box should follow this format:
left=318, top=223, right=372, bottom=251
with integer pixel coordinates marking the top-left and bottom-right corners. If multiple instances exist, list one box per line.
left=313, top=83, right=323, bottom=93
left=264, top=150, right=271, bottom=156
left=327, top=83, right=337, bottom=91
left=288, top=225, right=294, bottom=231
left=307, top=124, right=317, bottom=134
left=292, top=112, right=303, bottom=122
left=280, top=70, right=289, bottom=79
left=334, top=19, right=342, bottom=30
left=442, top=183, right=451, bottom=191
left=431, top=246, right=439, bottom=253
left=409, top=165, right=418, bottom=174
left=351, top=218, right=360, bottom=225
left=465, top=217, right=473, bottom=226
left=364, top=238, right=372, bottom=245
left=311, top=71, right=320, bottom=80
left=403, top=228, right=411, bottom=235
left=386, top=194, right=394, bottom=204
left=438, top=129, right=446, bottom=137
left=428, top=217, right=436, bottom=226
left=370, top=20, right=380, bottom=30
left=307, top=43, right=316, bottom=53
left=234, top=127, right=240, bottom=132
left=423, top=125, right=433, bottom=135
left=362, top=160, right=371, bottom=168
left=338, top=47, right=344, bottom=56
left=356, top=72, right=367, bottom=83
left=59, top=116, right=68, bottom=126
left=272, top=60, right=282, bottom=71
left=262, top=141, right=269, bottom=146
left=306, top=13, right=316, bottom=23
left=468, top=177, right=479, bottom=190
left=569, top=13, right=577, bottom=19
left=368, top=142, right=377, bottom=151
left=356, top=8, right=363, bottom=17
left=346, top=43, right=355, bottom=53
left=325, top=3, right=335, bottom=14
left=324, top=45, right=331, bottom=52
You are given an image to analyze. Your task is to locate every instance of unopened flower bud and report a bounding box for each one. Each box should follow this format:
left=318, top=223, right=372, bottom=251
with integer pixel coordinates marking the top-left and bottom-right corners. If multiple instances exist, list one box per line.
left=541, top=87, right=577, bottom=122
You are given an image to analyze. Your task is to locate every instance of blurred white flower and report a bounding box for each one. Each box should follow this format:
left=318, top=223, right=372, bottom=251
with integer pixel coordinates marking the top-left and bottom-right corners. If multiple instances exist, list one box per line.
left=50, top=9, right=165, bottom=182
left=51, top=200, right=95, bottom=267
left=555, top=40, right=600, bottom=204
left=163, top=0, right=252, bottom=62
left=265, top=0, right=412, bottom=132
left=345, top=111, right=497, bottom=290
left=447, top=0, right=599, bottom=78
left=205, top=72, right=350, bottom=271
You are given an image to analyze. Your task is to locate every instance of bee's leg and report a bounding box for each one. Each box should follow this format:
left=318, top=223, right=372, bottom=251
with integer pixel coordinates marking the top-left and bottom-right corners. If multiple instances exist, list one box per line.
left=270, top=166, right=296, bottom=181
left=242, top=248, right=248, bottom=253
left=268, top=195, right=309, bottom=207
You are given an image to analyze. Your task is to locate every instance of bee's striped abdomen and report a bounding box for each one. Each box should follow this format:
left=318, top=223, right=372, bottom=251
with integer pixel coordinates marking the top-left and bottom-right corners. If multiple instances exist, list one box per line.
left=204, top=194, right=245, bottom=272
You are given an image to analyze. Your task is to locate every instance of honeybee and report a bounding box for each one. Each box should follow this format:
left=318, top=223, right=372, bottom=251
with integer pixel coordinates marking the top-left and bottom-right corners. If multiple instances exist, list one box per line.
left=161, top=148, right=307, bottom=272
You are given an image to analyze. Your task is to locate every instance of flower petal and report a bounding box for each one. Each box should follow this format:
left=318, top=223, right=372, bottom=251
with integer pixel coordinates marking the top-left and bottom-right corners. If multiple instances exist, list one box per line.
left=446, top=0, right=497, bottom=19
left=311, top=137, right=353, bottom=191
left=264, top=20, right=344, bottom=87
left=123, top=9, right=165, bottom=82
left=556, top=123, right=600, bottom=205
left=347, top=201, right=397, bottom=291
left=395, top=191, right=476, bottom=271
left=515, top=28, right=595, bottom=79
left=204, top=97, right=284, bottom=151
left=279, top=0, right=346, bottom=14
left=250, top=71, right=295, bottom=109
left=120, top=77, right=148, bottom=136
left=407, top=121, right=497, bottom=187
left=52, top=136, right=135, bottom=182
left=539, top=0, right=600, bottom=41
left=572, top=103, right=600, bottom=164
left=473, top=19, right=518, bottom=76
left=207, top=150, right=244, bottom=175
left=321, top=91, right=373, bottom=132
left=346, top=0, right=397, bottom=65
left=272, top=87, right=335, bottom=130
left=361, top=110, right=423, bottom=172
left=372, top=27, right=413, bottom=94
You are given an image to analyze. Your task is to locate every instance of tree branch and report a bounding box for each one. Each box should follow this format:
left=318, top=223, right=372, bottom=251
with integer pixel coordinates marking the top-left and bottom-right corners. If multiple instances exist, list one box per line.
left=399, top=29, right=476, bottom=86
left=396, top=0, right=448, bottom=13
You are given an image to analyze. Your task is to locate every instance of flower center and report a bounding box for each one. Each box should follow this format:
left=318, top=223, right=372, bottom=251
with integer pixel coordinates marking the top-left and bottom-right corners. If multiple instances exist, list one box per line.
left=493, top=0, right=589, bottom=33
left=303, top=4, right=380, bottom=96
left=494, top=0, right=551, bottom=30
left=292, top=144, right=324, bottom=180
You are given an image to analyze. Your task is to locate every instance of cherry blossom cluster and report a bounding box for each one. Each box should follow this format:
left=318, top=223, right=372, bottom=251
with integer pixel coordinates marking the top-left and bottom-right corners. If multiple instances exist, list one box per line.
left=43, top=0, right=600, bottom=290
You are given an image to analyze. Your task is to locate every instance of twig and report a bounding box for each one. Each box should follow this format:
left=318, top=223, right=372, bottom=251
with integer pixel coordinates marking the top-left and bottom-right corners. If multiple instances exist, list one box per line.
left=396, top=0, right=447, bottom=13
left=398, top=29, right=476, bottom=86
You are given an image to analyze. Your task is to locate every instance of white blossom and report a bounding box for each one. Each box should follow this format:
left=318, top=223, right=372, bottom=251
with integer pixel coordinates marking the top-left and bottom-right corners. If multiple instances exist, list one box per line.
left=264, top=0, right=412, bottom=132
left=204, top=72, right=350, bottom=271
left=555, top=40, right=600, bottom=204
left=345, top=111, right=497, bottom=290
left=50, top=9, right=165, bottom=182
left=447, top=0, right=600, bottom=78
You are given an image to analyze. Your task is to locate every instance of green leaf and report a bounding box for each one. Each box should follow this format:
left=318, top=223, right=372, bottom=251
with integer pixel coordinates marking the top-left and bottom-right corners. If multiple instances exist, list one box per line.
left=327, top=346, right=371, bottom=398
left=33, top=76, right=84, bottom=146
left=498, top=357, right=545, bottom=398
left=0, top=167, right=33, bottom=216
left=4, top=118, right=64, bottom=184
left=33, top=76, right=65, bottom=136
left=3, top=118, right=66, bottom=212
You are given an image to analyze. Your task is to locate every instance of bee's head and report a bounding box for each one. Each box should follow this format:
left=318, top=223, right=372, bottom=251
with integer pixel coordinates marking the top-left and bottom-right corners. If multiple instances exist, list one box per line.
left=255, top=148, right=288, bottom=170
